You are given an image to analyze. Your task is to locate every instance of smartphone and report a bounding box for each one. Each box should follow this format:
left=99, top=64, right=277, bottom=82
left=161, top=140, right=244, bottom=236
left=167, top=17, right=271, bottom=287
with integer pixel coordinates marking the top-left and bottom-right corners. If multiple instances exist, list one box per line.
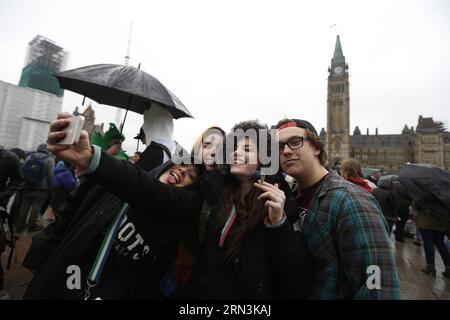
left=56, top=115, right=85, bottom=145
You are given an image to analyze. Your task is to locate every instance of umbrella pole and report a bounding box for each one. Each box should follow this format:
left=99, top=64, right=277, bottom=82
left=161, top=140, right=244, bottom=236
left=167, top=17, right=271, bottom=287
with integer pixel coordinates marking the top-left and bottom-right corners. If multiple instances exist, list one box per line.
left=119, top=95, right=133, bottom=135
left=82, top=96, right=86, bottom=106
left=120, top=109, right=129, bottom=135
left=136, top=139, right=140, bottom=152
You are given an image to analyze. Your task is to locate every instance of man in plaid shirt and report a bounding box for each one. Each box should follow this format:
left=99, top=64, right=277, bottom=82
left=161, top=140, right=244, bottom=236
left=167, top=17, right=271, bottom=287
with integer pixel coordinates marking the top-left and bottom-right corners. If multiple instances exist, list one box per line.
left=276, top=119, right=400, bottom=299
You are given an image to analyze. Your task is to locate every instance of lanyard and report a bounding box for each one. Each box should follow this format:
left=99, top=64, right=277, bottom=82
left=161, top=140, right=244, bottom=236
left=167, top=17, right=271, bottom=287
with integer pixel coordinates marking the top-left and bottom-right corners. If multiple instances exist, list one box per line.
left=84, top=202, right=129, bottom=300
left=219, top=205, right=236, bottom=248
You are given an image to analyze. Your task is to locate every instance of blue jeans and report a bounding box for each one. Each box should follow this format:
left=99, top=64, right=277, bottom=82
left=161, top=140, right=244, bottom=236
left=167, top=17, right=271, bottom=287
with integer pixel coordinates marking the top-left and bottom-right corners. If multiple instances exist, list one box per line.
left=419, top=228, right=450, bottom=267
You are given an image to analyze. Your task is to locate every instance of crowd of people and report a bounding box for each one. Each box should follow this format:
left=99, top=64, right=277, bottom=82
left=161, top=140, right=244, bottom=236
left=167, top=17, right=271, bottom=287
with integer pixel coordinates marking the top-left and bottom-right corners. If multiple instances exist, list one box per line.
left=0, top=110, right=449, bottom=300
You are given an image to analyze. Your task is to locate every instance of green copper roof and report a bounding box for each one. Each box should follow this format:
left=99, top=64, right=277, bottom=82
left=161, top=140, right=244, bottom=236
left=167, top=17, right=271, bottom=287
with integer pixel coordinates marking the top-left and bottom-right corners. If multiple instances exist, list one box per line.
left=332, top=35, right=345, bottom=65
left=19, top=63, right=64, bottom=97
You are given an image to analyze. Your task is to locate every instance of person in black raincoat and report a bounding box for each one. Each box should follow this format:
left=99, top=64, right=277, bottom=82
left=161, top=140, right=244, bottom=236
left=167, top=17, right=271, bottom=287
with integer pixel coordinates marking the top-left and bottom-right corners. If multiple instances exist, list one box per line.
left=47, top=114, right=313, bottom=299
left=0, top=146, right=23, bottom=210
left=391, top=180, right=411, bottom=242
left=373, top=176, right=398, bottom=234
left=0, top=146, right=24, bottom=299
left=23, top=156, right=202, bottom=299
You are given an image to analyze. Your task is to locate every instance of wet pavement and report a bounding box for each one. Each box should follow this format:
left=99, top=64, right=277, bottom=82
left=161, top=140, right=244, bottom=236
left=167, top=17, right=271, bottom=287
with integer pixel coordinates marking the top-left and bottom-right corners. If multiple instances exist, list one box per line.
left=2, top=227, right=450, bottom=300
left=2, top=232, right=33, bottom=300
left=393, top=238, right=450, bottom=300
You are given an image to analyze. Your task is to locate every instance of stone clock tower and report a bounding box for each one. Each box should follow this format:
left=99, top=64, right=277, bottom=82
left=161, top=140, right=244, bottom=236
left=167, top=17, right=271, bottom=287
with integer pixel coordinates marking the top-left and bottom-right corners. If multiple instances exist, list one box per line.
left=326, top=35, right=351, bottom=166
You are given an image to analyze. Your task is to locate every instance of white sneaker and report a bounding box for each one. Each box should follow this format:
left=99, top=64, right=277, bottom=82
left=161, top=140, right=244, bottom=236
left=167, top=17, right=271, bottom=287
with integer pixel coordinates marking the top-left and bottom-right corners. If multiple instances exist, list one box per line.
left=0, top=290, right=11, bottom=300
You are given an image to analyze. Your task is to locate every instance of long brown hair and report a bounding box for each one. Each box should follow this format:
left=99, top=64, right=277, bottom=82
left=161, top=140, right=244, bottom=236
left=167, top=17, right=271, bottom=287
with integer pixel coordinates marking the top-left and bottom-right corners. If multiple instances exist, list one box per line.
left=217, top=120, right=269, bottom=259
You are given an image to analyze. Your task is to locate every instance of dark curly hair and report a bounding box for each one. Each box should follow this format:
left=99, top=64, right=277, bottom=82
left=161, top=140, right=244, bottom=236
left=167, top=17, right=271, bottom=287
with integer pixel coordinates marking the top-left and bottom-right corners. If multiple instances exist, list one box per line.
left=216, top=120, right=272, bottom=259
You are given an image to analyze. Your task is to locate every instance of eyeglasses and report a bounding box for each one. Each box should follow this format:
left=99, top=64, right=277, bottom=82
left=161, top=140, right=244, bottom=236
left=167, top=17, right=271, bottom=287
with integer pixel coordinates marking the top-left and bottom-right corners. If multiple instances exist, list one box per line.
left=278, top=136, right=306, bottom=153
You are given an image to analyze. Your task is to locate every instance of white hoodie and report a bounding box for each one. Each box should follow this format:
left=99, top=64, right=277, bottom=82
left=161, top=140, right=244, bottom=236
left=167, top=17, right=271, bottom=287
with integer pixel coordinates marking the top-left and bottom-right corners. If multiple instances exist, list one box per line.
left=142, top=103, right=175, bottom=161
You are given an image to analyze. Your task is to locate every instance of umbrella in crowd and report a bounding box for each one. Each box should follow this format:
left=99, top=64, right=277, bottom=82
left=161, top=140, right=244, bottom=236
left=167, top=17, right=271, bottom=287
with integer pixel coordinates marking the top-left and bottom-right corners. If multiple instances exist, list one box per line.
left=377, top=174, right=398, bottom=189
left=376, top=174, right=412, bottom=213
left=398, top=163, right=450, bottom=221
left=55, top=63, right=193, bottom=131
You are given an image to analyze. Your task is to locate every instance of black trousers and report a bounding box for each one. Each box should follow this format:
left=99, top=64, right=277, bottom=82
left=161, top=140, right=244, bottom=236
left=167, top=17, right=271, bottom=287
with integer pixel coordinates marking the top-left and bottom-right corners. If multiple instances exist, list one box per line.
left=394, top=217, right=407, bottom=239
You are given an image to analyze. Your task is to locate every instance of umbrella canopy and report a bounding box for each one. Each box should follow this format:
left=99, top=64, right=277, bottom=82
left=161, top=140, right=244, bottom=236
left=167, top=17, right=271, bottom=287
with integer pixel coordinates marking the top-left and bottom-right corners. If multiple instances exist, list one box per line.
left=398, top=163, right=450, bottom=221
left=377, top=174, right=398, bottom=189
left=55, top=64, right=193, bottom=119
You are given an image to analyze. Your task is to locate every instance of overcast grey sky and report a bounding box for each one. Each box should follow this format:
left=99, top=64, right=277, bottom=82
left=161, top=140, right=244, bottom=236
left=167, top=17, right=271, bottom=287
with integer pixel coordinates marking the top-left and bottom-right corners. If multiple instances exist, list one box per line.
left=1, top=0, right=449, bottom=154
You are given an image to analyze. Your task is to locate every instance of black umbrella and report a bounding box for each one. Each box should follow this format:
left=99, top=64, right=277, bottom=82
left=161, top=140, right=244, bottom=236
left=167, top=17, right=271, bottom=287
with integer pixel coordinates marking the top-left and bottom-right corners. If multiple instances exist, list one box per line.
left=376, top=174, right=411, bottom=216
left=398, top=163, right=450, bottom=221
left=377, top=174, right=398, bottom=189
left=55, top=64, right=193, bottom=129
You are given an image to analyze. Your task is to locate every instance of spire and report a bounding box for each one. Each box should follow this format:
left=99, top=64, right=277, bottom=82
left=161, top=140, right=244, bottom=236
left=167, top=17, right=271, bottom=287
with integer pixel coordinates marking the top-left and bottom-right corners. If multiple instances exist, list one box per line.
left=402, top=124, right=411, bottom=134
left=332, top=35, right=345, bottom=65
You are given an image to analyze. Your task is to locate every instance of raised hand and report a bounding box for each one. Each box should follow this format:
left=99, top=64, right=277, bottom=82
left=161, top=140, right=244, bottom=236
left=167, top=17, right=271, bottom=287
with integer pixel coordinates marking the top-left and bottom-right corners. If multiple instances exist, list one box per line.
left=254, top=181, right=286, bottom=224
left=47, top=112, right=93, bottom=172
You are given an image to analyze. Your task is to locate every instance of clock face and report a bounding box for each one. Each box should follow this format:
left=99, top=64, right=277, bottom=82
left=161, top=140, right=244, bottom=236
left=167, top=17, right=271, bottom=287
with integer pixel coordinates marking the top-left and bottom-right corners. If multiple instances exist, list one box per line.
left=334, top=66, right=343, bottom=75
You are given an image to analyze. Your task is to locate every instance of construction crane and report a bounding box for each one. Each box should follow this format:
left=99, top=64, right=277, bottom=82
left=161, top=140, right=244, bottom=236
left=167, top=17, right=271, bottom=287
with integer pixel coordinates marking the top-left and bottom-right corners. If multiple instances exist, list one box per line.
left=115, top=21, right=134, bottom=128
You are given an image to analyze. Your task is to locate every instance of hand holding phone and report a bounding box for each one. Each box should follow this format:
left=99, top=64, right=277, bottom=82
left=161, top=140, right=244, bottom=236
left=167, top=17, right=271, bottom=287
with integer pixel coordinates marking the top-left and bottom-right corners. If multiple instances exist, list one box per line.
left=56, top=115, right=85, bottom=145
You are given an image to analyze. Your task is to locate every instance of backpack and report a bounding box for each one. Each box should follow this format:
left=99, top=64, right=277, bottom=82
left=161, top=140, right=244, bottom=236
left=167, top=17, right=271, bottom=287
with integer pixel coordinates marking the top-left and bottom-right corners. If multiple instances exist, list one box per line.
left=22, top=153, right=49, bottom=187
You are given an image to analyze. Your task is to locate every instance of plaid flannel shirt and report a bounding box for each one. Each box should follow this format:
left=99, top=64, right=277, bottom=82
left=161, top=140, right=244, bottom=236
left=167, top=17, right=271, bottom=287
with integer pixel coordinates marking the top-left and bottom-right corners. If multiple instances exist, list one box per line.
left=302, top=171, right=400, bottom=299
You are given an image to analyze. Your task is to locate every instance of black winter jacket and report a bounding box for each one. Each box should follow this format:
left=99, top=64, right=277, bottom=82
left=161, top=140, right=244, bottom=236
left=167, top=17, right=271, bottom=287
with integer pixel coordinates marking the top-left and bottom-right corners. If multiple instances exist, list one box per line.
left=0, top=147, right=23, bottom=207
left=23, top=158, right=181, bottom=299
left=373, top=187, right=398, bottom=223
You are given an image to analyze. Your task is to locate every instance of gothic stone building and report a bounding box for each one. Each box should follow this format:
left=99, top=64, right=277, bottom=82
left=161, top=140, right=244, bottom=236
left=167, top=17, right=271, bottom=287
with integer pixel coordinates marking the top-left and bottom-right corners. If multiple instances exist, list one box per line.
left=73, top=104, right=104, bottom=140
left=322, top=36, right=450, bottom=173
